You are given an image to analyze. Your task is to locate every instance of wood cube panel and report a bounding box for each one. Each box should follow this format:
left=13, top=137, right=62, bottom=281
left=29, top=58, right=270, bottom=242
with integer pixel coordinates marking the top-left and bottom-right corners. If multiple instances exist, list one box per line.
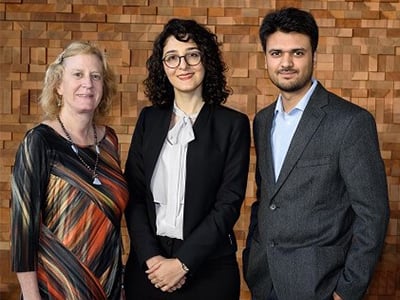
left=1, top=1, right=399, bottom=299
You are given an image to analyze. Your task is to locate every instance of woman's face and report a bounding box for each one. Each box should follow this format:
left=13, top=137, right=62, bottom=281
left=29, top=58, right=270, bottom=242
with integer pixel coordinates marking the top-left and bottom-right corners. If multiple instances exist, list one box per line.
left=162, top=36, right=205, bottom=97
left=57, top=53, right=104, bottom=116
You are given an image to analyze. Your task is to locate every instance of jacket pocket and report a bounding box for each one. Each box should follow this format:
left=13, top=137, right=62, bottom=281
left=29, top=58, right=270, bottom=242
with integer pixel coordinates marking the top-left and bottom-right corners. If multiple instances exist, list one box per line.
left=296, top=156, right=332, bottom=168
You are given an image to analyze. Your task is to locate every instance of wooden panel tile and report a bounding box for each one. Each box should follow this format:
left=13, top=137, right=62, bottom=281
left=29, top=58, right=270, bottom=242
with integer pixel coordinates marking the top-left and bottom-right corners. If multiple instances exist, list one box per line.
left=1, top=1, right=399, bottom=299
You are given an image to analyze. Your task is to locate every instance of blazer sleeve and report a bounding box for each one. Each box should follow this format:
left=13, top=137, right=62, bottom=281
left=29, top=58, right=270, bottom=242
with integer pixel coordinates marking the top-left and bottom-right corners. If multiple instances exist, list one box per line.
left=335, top=109, right=389, bottom=299
left=242, top=114, right=262, bottom=278
left=175, top=112, right=251, bottom=272
left=124, top=108, right=161, bottom=266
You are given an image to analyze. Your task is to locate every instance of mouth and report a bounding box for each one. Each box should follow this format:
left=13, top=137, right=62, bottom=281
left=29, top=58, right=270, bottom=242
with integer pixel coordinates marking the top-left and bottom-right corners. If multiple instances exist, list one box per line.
left=279, top=69, right=297, bottom=79
left=177, top=73, right=194, bottom=80
left=76, top=94, right=94, bottom=98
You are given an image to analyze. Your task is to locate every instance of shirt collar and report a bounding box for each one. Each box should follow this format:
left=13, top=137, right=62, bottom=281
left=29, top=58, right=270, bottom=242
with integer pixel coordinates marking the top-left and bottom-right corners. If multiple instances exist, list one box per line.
left=275, top=78, right=318, bottom=115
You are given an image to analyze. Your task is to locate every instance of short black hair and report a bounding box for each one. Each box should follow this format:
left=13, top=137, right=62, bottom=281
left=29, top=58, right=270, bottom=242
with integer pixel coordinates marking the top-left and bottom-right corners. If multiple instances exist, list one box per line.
left=259, top=7, right=319, bottom=54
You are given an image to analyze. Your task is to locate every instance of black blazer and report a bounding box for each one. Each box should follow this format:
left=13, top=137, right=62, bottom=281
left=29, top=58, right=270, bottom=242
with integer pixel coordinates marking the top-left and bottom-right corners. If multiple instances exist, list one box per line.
left=243, top=82, right=389, bottom=300
left=125, top=103, right=250, bottom=273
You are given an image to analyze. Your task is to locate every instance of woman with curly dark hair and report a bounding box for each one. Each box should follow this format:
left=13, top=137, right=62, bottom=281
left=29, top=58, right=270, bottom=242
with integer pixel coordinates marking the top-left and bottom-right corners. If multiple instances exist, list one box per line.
left=124, top=18, right=250, bottom=300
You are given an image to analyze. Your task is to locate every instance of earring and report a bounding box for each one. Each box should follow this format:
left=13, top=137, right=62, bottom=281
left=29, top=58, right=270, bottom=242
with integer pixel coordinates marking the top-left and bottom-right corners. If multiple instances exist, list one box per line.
left=57, top=95, right=62, bottom=107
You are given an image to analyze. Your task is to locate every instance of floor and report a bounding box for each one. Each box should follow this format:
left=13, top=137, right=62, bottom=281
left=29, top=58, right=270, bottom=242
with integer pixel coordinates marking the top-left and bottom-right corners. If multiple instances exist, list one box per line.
left=1, top=245, right=399, bottom=300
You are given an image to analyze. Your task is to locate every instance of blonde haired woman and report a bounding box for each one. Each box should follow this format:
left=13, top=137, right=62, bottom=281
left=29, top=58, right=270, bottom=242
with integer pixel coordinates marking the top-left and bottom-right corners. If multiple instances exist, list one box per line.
left=11, top=41, right=128, bottom=300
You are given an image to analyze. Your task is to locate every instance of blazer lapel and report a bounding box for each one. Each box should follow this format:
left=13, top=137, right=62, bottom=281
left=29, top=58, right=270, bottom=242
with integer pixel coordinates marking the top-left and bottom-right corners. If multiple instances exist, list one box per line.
left=256, top=105, right=276, bottom=196
left=143, top=106, right=173, bottom=185
left=269, top=83, right=328, bottom=200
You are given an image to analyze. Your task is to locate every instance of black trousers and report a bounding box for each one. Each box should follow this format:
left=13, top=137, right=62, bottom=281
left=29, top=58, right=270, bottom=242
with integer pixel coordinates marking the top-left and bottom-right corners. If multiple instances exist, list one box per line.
left=124, top=240, right=240, bottom=300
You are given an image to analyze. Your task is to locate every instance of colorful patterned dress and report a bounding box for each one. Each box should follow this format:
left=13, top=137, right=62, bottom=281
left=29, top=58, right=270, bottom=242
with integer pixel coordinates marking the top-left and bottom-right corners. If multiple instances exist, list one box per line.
left=11, top=124, right=129, bottom=300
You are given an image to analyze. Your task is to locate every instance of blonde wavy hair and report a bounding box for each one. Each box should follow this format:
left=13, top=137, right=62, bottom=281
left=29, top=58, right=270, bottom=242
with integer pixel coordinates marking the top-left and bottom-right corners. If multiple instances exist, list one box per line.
left=39, top=41, right=117, bottom=121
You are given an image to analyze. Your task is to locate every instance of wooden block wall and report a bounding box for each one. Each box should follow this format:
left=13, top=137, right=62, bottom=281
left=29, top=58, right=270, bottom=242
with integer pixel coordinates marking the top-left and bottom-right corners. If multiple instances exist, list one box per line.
left=0, top=1, right=399, bottom=299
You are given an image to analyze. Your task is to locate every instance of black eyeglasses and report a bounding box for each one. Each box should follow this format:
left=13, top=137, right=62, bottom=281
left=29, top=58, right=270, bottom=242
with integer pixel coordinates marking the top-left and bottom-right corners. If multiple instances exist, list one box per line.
left=162, top=51, right=202, bottom=68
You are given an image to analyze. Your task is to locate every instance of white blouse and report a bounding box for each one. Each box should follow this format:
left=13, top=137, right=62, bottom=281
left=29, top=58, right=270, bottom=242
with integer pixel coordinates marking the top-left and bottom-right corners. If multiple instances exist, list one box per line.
left=150, top=103, right=200, bottom=240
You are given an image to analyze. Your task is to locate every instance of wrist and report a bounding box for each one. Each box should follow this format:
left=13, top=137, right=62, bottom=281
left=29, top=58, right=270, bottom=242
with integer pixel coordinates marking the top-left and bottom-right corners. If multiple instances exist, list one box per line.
left=181, top=262, right=190, bottom=273
left=176, top=258, right=189, bottom=273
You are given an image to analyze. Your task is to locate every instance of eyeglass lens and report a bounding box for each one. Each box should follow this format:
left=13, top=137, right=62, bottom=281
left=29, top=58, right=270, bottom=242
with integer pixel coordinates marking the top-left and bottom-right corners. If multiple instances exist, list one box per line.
left=163, top=52, right=201, bottom=68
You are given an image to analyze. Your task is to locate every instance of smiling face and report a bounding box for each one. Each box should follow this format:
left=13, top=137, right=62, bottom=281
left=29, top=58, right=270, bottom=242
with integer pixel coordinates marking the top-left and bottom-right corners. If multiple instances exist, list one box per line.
left=265, top=31, right=315, bottom=98
left=57, top=53, right=104, bottom=116
left=162, top=36, right=205, bottom=98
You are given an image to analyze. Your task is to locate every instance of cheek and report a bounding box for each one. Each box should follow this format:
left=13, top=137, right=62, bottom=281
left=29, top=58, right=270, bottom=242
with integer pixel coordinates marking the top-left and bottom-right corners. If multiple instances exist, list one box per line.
left=196, top=65, right=206, bottom=82
left=163, top=68, right=175, bottom=82
left=264, top=59, right=277, bottom=71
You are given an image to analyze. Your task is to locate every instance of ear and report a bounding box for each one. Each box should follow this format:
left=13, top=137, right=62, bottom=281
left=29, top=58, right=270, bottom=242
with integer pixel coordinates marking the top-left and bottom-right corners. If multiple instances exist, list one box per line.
left=264, top=55, right=268, bottom=70
left=313, top=52, right=317, bottom=66
left=56, top=82, right=63, bottom=96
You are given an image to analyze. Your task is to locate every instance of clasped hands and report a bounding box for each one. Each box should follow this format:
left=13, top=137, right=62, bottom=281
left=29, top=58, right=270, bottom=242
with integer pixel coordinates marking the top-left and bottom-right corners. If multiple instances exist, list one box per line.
left=146, top=255, right=187, bottom=293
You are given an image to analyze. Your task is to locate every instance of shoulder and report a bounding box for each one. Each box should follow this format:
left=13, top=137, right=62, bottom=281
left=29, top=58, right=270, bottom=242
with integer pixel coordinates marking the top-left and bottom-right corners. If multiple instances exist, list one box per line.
left=23, top=123, right=55, bottom=146
left=15, top=124, right=55, bottom=163
left=313, top=82, right=369, bottom=114
left=212, top=104, right=249, bottom=122
left=139, top=105, right=170, bottom=117
left=307, top=84, right=378, bottom=133
left=254, top=102, right=275, bottom=124
left=103, top=125, right=118, bottom=143
left=136, top=105, right=171, bottom=125
left=208, top=105, right=250, bottom=139
left=322, top=89, right=375, bottom=122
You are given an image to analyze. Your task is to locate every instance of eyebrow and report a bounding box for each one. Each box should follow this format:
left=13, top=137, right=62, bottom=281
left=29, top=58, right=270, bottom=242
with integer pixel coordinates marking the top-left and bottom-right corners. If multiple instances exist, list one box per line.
left=163, top=47, right=200, bottom=55
left=68, top=68, right=102, bottom=73
left=267, top=47, right=307, bottom=53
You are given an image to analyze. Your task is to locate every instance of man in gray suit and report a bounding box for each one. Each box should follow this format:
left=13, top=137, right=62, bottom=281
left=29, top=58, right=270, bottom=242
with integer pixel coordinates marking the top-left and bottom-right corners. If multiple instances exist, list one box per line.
left=243, top=7, right=390, bottom=300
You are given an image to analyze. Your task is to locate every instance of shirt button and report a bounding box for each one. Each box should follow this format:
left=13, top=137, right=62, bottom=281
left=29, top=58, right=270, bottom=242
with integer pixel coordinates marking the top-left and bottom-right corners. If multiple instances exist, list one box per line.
left=269, top=203, right=277, bottom=210
left=269, top=241, right=276, bottom=247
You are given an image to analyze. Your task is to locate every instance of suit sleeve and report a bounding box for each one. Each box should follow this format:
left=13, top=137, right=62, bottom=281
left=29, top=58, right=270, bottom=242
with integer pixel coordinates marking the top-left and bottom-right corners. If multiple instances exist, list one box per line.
left=335, top=110, right=389, bottom=299
left=175, top=112, right=251, bottom=272
left=124, top=108, right=161, bottom=267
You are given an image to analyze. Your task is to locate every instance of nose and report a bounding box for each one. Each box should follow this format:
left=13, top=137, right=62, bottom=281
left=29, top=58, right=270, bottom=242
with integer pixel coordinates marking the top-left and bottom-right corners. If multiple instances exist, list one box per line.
left=81, top=75, right=93, bottom=88
left=178, top=56, right=189, bottom=69
left=281, top=52, right=294, bottom=68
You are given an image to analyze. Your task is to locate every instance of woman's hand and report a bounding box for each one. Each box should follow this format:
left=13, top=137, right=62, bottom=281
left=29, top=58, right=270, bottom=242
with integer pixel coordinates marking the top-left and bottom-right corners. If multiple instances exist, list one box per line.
left=333, top=291, right=343, bottom=300
left=146, top=257, right=187, bottom=292
left=16, top=271, right=42, bottom=300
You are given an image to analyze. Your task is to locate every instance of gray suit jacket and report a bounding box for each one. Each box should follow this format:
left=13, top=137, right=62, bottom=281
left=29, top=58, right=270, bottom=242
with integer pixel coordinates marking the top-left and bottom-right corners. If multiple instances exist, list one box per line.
left=243, top=82, right=389, bottom=300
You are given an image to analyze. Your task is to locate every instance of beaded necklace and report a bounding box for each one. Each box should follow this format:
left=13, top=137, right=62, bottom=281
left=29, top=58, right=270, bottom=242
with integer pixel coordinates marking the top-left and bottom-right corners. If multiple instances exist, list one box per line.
left=57, top=116, right=102, bottom=185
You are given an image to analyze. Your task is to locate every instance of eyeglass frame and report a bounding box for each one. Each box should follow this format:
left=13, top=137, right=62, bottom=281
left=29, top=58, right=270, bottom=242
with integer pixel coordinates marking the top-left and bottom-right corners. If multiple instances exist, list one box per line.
left=162, top=51, right=203, bottom=69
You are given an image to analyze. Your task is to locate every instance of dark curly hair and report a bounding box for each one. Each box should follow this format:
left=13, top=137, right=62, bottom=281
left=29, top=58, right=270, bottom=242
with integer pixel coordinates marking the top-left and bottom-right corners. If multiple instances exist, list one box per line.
left=144, top=18, right=231, bottom=107
left=259, top=7, right=319, bottom=55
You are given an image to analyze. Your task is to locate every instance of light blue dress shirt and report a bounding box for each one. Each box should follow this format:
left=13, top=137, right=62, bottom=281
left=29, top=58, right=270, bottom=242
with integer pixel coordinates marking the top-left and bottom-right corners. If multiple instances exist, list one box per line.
left=271, top=79, right=318, bottom=181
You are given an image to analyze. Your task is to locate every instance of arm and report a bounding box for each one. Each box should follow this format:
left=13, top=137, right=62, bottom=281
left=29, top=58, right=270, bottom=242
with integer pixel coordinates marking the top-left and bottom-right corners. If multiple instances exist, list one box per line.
left=242, top=115, right=261, bottom=279
left=124, top=108, right=161, bottom=266
left=335, top=110, right=389, bottom=299
left=242, top=198, right=260, bottom=279
left=11, top=128, right=49, bottom=298
left=16, top=272, right=41, bottom=300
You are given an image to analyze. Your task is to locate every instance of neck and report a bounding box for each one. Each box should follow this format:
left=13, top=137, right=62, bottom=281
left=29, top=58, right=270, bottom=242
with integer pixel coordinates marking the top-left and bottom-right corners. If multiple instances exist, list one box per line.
left=280, top=81, right=313, bottom=112
left=58, top=113, right=95, bottom=145
left=174, top=96, right=204, bottom=115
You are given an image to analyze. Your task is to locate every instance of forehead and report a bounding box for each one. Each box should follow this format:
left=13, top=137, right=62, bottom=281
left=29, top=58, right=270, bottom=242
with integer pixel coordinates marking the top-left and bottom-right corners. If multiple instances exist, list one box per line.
left=63, top=54, right=102, bottom=70
left=163, top=36, right=198, bottom=53
left=265, top=31, right=312, bottom=50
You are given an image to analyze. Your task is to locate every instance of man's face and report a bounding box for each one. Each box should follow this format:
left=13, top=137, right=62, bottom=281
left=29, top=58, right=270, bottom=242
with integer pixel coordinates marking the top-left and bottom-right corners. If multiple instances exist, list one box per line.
left=264, top=31, right=315, bottom=95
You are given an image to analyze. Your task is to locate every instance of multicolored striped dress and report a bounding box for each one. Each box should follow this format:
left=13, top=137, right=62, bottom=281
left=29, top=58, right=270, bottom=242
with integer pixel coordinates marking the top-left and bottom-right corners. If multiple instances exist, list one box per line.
left=11, top=124, right=129, bottom=300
